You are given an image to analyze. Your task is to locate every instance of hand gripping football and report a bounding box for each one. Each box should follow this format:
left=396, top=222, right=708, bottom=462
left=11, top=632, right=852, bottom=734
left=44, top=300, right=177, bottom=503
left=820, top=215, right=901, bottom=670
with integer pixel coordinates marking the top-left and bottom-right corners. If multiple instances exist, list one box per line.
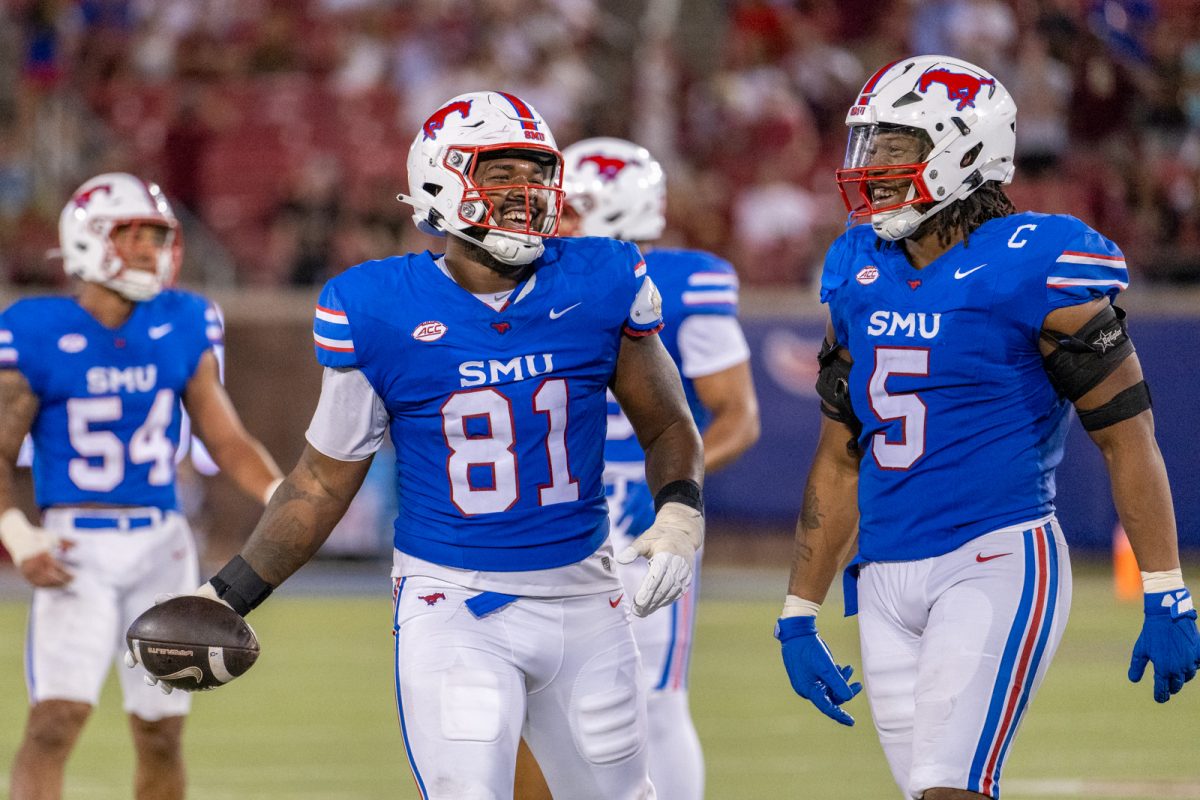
left=126, top=595, right=260, bottom=691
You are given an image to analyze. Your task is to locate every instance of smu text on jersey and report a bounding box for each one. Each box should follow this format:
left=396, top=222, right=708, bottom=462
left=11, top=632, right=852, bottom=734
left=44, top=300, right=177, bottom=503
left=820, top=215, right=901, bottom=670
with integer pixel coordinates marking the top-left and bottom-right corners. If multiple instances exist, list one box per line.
left=311, top=237, right=661, bottom=572
left=820, top=212, right=1128, bottom=561
left=0, top=290, right=221, bottom=510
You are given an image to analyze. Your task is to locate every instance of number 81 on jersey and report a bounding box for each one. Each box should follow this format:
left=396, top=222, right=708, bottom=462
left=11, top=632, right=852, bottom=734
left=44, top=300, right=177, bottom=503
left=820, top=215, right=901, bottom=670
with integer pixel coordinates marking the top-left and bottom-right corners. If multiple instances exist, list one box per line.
left=442, top=379, right=578, bottom=515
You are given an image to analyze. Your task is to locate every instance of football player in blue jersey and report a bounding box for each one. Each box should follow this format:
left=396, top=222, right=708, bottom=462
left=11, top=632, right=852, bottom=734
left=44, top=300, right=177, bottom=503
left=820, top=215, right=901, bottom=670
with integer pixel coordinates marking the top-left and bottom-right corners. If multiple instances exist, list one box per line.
left=513, top=137, right=760, bottom=800
left=181, top=92, right=705, bottom=799
left=776, top=55, right=1200, bottom=800
left=0, top=173, right=283, bottom=800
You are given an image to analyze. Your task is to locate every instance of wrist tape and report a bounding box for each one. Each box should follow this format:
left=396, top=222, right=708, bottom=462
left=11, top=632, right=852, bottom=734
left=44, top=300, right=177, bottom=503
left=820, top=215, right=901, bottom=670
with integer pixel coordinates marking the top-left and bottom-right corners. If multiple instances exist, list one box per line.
left=781, top=594, right=821, bottom=618
left=1142, top=568, right=1185, bottom=594
left=0, top=508, right=55, bottom=565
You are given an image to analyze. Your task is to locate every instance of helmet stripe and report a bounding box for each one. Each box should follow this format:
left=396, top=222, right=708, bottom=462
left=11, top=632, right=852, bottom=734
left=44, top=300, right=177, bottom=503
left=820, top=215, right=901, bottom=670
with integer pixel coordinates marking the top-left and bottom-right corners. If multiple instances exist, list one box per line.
left=496, top=91, right=539, bottom=131
left=857, top=59, right=901, bottom=105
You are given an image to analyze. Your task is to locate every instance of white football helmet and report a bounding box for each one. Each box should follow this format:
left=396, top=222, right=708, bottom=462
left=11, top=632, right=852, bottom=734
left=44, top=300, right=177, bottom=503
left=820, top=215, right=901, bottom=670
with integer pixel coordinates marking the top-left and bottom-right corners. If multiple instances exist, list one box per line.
left=398, top=91, right=563, bottom=266
left=561, top=137, right=666, bottom=241
left=59, top=172, right=181, bottom=301
left=836, top=55, right=1017, bottom=241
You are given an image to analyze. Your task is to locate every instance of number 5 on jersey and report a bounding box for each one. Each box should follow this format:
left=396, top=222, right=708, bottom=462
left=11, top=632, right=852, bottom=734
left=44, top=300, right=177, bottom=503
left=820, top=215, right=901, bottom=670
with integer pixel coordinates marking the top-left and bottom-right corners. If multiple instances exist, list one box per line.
left=442, top=378, right=578, bottom=515
left=869, top=347, right=929, bottom=470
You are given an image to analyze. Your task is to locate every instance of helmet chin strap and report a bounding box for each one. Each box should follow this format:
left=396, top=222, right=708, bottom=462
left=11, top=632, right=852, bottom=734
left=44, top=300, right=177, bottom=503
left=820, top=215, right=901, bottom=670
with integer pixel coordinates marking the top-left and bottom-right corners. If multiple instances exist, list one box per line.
left=98, top=251, right=164, bottom=301
left=439, top=222, right=544, bottom=267
left=871, top=182, right=970, bottom=241
left=479, top=228, right=543, bottom=266
left=104, top=271, right=161, bottom=301
left=397, top=192, right=545, bottom=266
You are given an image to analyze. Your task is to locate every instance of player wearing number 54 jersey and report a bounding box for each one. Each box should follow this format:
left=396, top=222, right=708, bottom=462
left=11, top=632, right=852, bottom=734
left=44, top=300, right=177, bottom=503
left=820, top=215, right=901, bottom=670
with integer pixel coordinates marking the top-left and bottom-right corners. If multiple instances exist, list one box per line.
left=188, top=91, right=704, bottom=800
left=0, top=173, right=283, bottom=800
left=778, top=56, right=1200, bottom=800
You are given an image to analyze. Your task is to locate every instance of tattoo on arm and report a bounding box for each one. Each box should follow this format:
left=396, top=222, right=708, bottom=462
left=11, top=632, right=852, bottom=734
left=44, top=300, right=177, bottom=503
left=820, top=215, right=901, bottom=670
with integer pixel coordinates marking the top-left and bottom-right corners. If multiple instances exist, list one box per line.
left=241, top=453, right=367, bottom=585
left=0, top=371, right=37, bottom=462
left=800, top=485, right=822, bottom=531
left=791, top=486, right=825, bottom=565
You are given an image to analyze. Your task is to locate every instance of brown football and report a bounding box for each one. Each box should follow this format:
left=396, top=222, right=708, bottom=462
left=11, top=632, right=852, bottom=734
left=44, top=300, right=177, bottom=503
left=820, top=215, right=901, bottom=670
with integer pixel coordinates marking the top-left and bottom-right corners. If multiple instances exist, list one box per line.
left=126, top=595, right=260, bottom=691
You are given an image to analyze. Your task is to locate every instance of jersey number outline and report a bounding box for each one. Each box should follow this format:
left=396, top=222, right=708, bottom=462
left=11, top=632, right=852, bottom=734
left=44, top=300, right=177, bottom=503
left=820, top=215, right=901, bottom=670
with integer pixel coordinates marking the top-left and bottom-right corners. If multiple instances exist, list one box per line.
left=868, top=347, right=929, bottom=470
left=67, top=389, right=176, bottom=491
left=441, top=378, right=579, bottom=515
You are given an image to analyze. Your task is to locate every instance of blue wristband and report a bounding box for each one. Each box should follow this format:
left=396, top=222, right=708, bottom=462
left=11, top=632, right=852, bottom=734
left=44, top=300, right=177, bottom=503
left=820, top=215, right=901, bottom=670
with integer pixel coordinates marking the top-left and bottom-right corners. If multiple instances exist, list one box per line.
left=1144, top=588, right=1197, bottom=620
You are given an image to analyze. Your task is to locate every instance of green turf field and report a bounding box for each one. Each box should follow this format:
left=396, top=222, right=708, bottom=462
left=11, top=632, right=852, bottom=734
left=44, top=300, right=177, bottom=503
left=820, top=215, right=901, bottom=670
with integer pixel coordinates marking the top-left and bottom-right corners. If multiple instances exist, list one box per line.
left=0, top=562, right=1197, bottom=799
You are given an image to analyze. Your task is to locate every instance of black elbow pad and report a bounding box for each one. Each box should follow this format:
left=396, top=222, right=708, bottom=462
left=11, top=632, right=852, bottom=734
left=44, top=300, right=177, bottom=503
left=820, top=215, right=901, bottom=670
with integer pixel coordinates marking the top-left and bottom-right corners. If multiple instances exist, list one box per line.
left=815, top=338, right=862, bottom=438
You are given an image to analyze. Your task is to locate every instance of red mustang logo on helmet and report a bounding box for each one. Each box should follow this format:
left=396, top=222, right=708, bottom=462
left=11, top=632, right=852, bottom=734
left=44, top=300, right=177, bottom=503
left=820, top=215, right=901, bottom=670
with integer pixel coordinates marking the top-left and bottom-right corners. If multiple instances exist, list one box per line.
left=73, top=184, right=113, bottom=208
left=917, top=68, right=995, bottom=111
left=422, top=100, right=473, bottom=141
left=581, top=155, right=631, bottom=182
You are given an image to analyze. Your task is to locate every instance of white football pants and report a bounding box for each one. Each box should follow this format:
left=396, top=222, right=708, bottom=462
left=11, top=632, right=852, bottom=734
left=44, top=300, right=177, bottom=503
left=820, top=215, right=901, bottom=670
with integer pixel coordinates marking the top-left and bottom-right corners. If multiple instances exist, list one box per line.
left=393, top=575, right=655, bottom=800
left=858, top=518, right=1072, bottom=799
left=27, top=507, right=196, bottom=721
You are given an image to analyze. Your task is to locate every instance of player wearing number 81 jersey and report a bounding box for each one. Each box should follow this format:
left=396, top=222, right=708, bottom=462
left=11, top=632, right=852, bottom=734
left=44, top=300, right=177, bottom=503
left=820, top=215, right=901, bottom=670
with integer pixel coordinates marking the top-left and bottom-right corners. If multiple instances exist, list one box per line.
left=0, top=172, right=283, bottom=800
left=312, top=235, right=656, bottom=571
left=193, top=91, right=705, bottom=800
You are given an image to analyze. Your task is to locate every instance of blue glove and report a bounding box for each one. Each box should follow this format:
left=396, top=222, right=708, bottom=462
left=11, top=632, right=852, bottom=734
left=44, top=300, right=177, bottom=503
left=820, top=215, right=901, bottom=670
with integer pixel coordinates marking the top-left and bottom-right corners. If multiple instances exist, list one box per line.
left=776, top=616, right=862, bottom=726
left=1128, top=588, right=1200, bottom=703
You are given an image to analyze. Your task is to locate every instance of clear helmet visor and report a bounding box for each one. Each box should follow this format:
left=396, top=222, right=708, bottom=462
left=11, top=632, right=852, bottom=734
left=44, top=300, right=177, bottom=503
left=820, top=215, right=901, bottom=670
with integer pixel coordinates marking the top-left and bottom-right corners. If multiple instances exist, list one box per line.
left=835, top=125, right=933, bottom=221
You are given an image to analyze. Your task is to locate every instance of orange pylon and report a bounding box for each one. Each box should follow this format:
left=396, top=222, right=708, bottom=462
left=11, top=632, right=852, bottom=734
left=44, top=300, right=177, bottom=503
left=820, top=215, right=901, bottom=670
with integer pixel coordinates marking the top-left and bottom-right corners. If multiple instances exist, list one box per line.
left=1114, top=522, right=1141, bottom=602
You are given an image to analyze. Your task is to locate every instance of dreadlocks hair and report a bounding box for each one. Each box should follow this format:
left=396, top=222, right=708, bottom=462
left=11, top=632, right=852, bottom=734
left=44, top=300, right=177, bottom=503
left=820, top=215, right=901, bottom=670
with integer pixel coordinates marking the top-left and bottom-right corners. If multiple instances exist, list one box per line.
left=923, top=180, right=1016, bottom=248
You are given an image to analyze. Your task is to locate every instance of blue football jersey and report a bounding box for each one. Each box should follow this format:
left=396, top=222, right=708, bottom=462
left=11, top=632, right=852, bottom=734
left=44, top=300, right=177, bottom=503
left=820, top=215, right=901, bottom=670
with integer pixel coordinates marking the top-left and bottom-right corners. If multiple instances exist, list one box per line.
left=311, top=237, right=660, bottom=572
left=822, top=212, right=1128, bottom=561
left=0, top=290, right=222, bottom=510
left=604, top=248, right=741, bottom=538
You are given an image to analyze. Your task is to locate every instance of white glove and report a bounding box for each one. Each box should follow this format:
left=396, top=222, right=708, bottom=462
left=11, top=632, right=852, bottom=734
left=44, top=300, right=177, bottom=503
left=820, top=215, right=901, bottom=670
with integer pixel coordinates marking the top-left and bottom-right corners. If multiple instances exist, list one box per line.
left=0, top=508, right=57, bottom=566
left=124, top=583, right=232, bottom=694
left=615, top=502, right=704, bottom=617
left=123, top=649, right=176, bottom=694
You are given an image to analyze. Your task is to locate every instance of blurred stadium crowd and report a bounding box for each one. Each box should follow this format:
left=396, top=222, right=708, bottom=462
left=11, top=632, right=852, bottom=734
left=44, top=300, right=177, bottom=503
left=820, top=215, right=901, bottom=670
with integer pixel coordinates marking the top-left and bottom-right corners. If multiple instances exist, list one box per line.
left=3, top=0, right=1200, bottom=290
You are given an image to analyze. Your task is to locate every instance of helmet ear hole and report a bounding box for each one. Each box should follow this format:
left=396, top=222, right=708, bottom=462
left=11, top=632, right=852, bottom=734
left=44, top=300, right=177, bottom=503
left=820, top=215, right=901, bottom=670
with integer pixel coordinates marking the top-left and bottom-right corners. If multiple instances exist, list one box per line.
left=423, top=183, right=442, bottom=197
left=960, top=143, right=983, bottom=168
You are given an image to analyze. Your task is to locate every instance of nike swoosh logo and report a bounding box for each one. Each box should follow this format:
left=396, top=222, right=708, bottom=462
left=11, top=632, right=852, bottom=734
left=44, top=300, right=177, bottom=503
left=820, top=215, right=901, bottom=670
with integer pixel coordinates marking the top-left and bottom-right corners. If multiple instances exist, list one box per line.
left=148, top=323, right=173, bottom=340
left=549, top=303, right=581, bottom=320
left=976, top=552, right=1012, bottom=563
left=954, top=263, right=988, bottom=279
left=609, top=594, right=624, bottom=608
left=155, top=666, right=203, bottom=684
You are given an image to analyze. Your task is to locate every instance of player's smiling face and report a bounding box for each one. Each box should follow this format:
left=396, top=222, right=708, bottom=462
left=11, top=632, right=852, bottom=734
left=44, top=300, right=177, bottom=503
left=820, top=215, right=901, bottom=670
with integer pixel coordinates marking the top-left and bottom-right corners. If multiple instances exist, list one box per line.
left=474, top=155, right=552, bottom=232
left=865, top=130, right=928, bottom=208
left=111, top=222, right=170, bottom=273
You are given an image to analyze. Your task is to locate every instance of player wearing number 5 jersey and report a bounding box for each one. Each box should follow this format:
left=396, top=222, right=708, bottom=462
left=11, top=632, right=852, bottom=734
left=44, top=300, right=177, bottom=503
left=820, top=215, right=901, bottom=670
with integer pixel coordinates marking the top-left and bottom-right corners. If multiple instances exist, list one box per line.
left=779, top=56, right=1200, bottom=800
left=189, top=92, right=704, bottom=800
left=0, top=173, right=283, bottom=800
